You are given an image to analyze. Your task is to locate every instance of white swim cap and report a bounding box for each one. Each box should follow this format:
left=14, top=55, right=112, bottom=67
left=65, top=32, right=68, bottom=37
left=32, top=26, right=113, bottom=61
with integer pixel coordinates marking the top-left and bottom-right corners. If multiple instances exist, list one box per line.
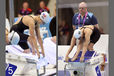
left=74, top=29, right=82, bottom=39
left=8, top=31, right=20, bottom=45
left=40, top=12, right=50, bottom=23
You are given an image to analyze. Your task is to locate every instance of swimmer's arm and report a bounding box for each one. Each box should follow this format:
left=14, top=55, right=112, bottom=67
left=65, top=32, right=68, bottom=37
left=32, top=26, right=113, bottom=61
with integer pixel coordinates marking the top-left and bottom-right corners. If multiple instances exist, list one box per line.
left=6, top=28, right=9, bottom=35
left=35, top=27, right=45, bottom=57
left=29, top=23, right=40, bottom=58
left=6, top=28, right=9, bottom=44
left=75, top=38, right=83, bottom=56
left=65, top=36, right=76, bottom=57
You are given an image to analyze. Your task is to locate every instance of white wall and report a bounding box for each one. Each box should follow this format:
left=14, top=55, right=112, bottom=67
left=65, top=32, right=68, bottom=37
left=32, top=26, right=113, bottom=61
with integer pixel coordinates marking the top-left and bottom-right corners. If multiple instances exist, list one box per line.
left=47, top=0, right=56, bottom=17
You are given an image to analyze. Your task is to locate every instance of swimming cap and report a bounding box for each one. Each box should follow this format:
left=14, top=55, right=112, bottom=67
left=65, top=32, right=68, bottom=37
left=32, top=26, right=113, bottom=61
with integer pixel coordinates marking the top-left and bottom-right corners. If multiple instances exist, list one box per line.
left=74, top=29, right=82, bottom=39
left=40, top=12, right=50, bottom=23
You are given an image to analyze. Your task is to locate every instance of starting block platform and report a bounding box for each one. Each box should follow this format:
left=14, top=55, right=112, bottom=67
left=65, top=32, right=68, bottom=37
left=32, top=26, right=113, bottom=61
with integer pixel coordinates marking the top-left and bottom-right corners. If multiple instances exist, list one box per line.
left=68, top=50, right=95, bottom=62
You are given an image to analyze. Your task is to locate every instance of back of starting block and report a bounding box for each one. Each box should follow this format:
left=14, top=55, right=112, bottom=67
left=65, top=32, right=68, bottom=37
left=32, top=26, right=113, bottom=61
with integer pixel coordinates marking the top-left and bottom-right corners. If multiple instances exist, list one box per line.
left=64, top=50, right=103, bottom=76
left=6, top=53, right=38, bottom=76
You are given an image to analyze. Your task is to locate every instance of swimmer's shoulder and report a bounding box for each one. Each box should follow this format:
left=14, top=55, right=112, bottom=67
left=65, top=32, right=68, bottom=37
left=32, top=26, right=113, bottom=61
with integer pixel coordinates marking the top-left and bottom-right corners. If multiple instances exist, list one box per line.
left=13, top=15, right=35, bottom=26
left=13, top=15, right=32, bottom=25
left=23, top=15, right=35, bottom=21
left=22, top=15, right=36, bottom=25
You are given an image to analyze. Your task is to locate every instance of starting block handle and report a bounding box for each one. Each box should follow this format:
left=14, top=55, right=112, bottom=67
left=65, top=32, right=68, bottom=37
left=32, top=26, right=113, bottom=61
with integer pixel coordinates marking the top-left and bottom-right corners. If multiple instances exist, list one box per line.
left=64, top=64, right=68, bottom=76
left=38, top=66, right=46, bottom=76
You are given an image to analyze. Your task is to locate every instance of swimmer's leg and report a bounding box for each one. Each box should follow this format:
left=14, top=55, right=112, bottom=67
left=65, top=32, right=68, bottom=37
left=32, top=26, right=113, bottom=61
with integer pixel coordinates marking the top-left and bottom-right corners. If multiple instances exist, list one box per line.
left=71, top=39, right=83, bottom=61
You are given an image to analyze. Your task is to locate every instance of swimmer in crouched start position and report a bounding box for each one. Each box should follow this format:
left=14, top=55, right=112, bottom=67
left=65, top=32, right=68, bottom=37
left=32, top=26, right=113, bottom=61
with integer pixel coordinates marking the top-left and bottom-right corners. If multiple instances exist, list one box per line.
left=8, top=12, right=50, bottom=58
left=65, top=25, right=101, bottom=62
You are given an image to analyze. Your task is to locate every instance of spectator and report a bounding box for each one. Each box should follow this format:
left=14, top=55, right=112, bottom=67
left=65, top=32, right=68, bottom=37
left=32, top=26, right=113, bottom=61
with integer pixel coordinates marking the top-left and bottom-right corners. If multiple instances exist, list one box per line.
left=61, top=20, right=69, bottom=36
left=59, top=20, right=70, bottom=45
left=18, top=2, right=32, bottom=17
left=35, top=1, right=50, bottom=15
left=72, top=2, right=99, bottom=30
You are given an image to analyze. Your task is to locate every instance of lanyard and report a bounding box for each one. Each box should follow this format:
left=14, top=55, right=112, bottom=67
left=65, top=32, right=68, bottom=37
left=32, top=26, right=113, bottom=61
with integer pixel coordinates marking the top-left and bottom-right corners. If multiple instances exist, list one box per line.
left=78, top=12, right=88, bottom=28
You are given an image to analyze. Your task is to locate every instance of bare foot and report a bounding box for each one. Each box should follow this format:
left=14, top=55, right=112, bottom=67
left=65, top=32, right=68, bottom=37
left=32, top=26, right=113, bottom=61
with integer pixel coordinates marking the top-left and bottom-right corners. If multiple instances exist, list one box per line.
left=32, top=50, right=36, bottom=55
left=80, top=56, right=84, bottom=62
left=23, top=49, right=30, bottom=53
left=71, top=56, right=78, bottom=61
left=65, top=56, right=70, bottom=62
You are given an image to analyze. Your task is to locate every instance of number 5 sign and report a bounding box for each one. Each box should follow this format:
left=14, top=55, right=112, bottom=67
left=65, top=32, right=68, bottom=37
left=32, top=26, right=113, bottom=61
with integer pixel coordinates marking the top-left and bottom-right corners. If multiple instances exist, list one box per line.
left=6, top=63, right=17, bottom=76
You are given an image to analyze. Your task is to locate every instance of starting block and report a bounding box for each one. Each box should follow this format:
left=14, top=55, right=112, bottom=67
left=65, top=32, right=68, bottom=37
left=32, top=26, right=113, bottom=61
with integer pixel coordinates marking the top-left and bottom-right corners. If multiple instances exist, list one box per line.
left=5, top=45, right=47, bottom=76
left=6, top=52, right=47, bottom=76
left=64, top=50, right=104, bottom=76
left=6, top=53, right=38, bottom=76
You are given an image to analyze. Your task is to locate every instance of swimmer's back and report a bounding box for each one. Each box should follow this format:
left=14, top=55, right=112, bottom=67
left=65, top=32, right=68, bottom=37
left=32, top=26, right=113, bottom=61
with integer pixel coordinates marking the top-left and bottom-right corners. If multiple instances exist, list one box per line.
left=11, top=16, right=35, bottom=33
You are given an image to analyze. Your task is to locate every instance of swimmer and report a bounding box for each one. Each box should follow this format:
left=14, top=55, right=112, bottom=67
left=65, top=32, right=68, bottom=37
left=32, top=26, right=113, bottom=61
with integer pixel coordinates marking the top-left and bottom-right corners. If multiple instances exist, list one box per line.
left=9, top=12, right=50, bottom=58
left=65, top=25, right=101, bottom=62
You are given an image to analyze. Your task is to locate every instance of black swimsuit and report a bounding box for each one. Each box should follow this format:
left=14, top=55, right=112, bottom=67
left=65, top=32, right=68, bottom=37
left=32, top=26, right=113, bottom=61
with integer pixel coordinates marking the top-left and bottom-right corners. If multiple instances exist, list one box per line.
left=10, top=16, right=37, bottom=50
left=80, top=26, right=101, bottom=44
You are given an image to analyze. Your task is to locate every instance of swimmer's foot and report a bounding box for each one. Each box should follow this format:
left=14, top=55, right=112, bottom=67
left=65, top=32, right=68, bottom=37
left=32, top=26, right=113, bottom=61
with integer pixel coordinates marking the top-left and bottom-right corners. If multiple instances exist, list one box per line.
left=32, top=51, right=36, bottom=55
left=65, top=56, right=70, bottom=62
left=80, top=56, right=84, bottom=62
left=71, top=56, right=78, bottom=62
